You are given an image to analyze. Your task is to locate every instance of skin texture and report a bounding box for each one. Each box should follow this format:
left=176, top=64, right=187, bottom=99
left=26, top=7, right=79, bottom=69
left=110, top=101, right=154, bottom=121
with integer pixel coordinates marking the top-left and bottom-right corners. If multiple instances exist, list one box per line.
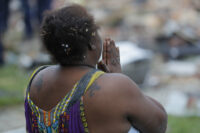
left=30, top=36, right=167, bottom=133
left=88, top=82, right=101, bottom=97
left=34, top=73, right=43, bottom=92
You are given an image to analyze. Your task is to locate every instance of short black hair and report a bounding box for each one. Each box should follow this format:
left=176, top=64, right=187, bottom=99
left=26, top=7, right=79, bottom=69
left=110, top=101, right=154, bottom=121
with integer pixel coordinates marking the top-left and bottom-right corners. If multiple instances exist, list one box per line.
left=41, top=4, right=99, bottom=66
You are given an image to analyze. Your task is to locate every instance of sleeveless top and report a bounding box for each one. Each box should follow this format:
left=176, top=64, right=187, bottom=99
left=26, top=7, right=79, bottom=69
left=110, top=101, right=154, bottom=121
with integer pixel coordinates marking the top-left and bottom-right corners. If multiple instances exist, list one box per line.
left=24, top=66, right=104, bottom=133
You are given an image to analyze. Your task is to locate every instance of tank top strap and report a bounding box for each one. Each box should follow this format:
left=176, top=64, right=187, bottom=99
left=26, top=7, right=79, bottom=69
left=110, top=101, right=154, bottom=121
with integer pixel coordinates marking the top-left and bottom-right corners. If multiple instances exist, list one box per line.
left=67, top=69, right=104, bottom=108
left=26, top=65, right=49, bottom=96
left=84, top=70, right=105, bottom=93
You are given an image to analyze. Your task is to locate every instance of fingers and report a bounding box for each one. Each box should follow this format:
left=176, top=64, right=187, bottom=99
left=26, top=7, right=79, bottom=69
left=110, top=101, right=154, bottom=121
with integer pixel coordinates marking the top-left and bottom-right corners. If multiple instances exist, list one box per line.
left=106, top=39, right=111, bottom=61
left=116, top=46, right=120, bottom=62
left=103, top=37, right=120, bottom=65
left=97, top=61, right=110, bottom=73
left=103, top=39, right=107, bottom=64
left=103, top=38, right=112, bottom=64
left=101, top=38, right=122, bottom=73
left=110, top=40, right=117, bottom=58
left=107, top=39, right=118, bottom=64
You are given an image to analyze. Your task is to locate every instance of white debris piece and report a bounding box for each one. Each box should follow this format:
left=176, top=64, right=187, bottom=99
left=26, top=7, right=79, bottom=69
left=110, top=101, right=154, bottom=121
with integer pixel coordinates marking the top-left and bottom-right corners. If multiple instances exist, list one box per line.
left=165, top=61, right=198, bottom=76
left=116, top=41, right=152, bottom=66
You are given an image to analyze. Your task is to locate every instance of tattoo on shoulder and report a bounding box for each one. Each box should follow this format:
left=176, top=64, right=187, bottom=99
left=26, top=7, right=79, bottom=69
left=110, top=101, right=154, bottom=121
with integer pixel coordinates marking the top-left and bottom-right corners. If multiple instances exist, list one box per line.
left=34, top=74, right=44, bottom=92
left=88, top=82, right=101, bottom=97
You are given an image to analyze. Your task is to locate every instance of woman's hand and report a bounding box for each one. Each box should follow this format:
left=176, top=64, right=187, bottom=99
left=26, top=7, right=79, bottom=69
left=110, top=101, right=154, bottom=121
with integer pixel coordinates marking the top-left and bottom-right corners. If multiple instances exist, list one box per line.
left=98, top=38, right=122, bottom=73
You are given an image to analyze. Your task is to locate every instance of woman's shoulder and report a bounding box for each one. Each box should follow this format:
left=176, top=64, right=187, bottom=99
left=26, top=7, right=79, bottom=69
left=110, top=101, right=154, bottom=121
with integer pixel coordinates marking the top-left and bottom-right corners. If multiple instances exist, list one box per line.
left=83, top=72, right=142, bottom=120
left=97, top=72, right=139, bottom=92
left=85, top=72, right=141, bottom=102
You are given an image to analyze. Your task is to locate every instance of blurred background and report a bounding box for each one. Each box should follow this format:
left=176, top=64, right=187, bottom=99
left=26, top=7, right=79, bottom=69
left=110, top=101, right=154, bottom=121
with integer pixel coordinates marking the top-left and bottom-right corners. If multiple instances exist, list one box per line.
left=0, top=0, right=200, bottom=132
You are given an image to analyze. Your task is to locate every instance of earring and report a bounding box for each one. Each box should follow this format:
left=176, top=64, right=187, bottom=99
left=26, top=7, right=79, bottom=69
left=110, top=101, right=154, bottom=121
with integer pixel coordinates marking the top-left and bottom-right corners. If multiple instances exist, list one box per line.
left=91, top=45, right=96, bottom=50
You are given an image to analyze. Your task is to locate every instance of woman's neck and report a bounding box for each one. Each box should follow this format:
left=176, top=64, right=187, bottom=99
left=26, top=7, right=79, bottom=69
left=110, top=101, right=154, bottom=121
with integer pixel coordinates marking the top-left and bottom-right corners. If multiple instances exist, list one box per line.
left=60, top=63, right=96, bottom=69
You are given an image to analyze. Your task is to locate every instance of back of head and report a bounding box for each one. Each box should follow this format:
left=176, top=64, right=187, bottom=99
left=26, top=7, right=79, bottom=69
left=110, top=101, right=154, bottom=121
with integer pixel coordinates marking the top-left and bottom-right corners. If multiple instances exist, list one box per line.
left=41, top=4, right=99, bottom=66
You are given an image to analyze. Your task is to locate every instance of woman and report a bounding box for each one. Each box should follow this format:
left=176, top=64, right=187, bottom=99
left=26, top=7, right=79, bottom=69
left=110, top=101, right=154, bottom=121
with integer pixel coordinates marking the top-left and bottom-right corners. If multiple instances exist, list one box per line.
left=24, top=4, right=167, bottom=133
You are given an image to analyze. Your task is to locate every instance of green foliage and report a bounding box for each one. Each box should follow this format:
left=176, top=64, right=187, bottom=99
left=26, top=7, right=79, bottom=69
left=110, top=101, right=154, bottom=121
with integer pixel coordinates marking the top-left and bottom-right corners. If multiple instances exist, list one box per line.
left=0, top=65, right=30, bottom=106
left=168, top=115, right=200, bottom=133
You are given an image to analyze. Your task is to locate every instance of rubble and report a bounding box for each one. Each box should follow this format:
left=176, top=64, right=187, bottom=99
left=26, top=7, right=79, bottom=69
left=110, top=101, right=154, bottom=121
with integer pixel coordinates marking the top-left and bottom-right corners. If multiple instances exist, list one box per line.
left=165, top=61, right=198, bottom=77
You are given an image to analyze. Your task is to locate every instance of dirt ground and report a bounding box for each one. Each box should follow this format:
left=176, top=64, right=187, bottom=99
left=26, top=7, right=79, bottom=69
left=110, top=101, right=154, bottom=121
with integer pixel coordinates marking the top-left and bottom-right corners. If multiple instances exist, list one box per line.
left=0, top=105, right=25, bottom=132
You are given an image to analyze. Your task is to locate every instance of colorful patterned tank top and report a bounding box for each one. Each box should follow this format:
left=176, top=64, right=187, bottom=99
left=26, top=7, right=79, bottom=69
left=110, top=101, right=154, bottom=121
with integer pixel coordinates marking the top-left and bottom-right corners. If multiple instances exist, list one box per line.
left=24, top=66, right=104, bottom=133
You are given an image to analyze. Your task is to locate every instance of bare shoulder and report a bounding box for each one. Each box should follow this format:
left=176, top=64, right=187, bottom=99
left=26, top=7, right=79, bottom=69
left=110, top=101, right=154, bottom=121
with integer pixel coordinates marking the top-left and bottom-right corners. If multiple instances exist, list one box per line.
left=94, top=73, right=141, bottom=98
left=30, top=66, right=57, bottom=94
left=85, top=72, right=142, bottom=107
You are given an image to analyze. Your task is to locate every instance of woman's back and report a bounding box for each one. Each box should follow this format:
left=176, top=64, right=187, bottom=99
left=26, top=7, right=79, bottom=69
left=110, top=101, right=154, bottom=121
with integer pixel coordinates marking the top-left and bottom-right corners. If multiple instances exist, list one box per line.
left=29, top=66, right=93, bottom=111
left=26, top=66, right=108, bottom=133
